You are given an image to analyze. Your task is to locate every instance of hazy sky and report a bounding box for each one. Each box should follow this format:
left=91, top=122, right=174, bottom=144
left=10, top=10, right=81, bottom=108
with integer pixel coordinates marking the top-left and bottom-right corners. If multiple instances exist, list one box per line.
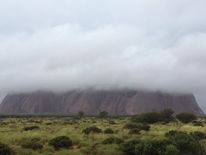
left=0, top=0, right=206, bottom=109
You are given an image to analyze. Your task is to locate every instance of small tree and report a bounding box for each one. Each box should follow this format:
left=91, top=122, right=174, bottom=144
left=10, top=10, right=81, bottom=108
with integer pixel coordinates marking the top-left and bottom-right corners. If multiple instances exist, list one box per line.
left=159, top=108, right=174, bottom=122
left=131, top=109, right=175, bottom=124
left=78, top=111, right=84, bottom=118
left=132, top=112, right=160, bottom=124
left=176, top=112, right=197, bottom=123
left=99, top=111, right=108, bottom=118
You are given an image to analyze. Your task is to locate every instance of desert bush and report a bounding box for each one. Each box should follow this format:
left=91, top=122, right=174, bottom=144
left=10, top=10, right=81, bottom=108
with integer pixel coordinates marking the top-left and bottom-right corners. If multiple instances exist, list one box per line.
left=0, top=121, right=8, bottom=126
left=21, top=138, right=43, bottom=150
left=93, top=144, right=124, bottom=155
left=99, top=111, right=108, bottom=118
left=192, top=121, right=204, bottom=127
left=176, top=112, right=197, bottom=123
left=82, top=126, right=102, bottom=135
left=80, top=146, right=93, bottom=155
left=124, top=123, right=150, bottom=131
left=165, top=130, right=202, bottom=155
left=129, top=128, right=140, bottom=134
left=121, top=139, right=140, bottom=155
left=23, top=126, right=39, bottom=131
left=141, top=139, right=171, bottom=155
left=78, top=111, right=84, bottom=118
left=132, top=109, right=174, bottom=124
left=49, top=136, right=72, bottom=150
left=191, top=131, right=206, bottom=140
left=165, top=130, right=184, bottom=137
left=45, top=122, right=52, bottom=125
left=164, top=144, right=180, bottom=155
left=122, top=139, right=170, bottom=155
left=0, top=142, right=14, bottom=155
left=104, top=128, right=114, bottom=134
left=108, top=120, right=116, bottom=125
left=138, top=124, right=150, bottom=131
left=159, top=108, right=174, bottom=123
left=68, top=120, right=79, bottom=125
left=102, top=137, right=123, bottom=144
left=124, top=123, right=139, bottom=129
left=132, top=112, right=160, bottom=124
left=27, top=119, right=42, bottom=123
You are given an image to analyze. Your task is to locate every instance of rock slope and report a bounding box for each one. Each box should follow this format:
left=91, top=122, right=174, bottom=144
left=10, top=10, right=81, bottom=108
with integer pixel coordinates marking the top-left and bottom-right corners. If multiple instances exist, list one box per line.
left=0, top=90, right=203, bottom=115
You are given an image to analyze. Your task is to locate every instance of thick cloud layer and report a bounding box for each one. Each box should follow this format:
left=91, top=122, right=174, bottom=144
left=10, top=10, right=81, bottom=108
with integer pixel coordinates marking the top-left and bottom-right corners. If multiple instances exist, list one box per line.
left=0, top=0, right=206, bottom=108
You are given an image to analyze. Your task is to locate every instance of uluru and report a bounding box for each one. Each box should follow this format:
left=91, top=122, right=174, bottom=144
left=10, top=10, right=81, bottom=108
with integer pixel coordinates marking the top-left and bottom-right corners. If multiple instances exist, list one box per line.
left=0, top=90, right=203, bottom=115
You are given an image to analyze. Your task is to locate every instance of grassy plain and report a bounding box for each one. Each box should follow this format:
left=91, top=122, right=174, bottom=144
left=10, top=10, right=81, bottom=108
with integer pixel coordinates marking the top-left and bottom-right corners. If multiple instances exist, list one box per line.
left=0, top=116, right=206, bottom=155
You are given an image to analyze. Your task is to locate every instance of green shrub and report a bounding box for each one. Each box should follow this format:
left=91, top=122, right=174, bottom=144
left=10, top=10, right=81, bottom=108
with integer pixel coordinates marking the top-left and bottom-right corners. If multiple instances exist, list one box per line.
left=121, top=139, right=171, bottom=155
left=192, top=121, right=204, bottom=127
left=132, top=109, right=174, bottom=124
left=80, top=146, right=93, bottom=155
left=176, top=112, right=197, bottom=123
left=0, top=142, right=14, bottom=155
left=21, top=138, right=43, bottom=150
left=94, top=144, right=124, bottom=155
left=132, top=112, right=160, bottom=124
left=165, top=130, right=185, bottom=137
left=191, top=131, right=206, bottom=140
left=124, top=123, right=139, bottom=129
left=78, top=111, right=84, bottom=118
left=164, top=144, right=180, bottom=155
left=165, top=130, right=202, bottom=155
left=108, top=120, right=116, bottom=125
left=129, top=128, right=140, bottom=134
left=159, top=108, right=174, bottom=123
left=99, top=111, right=108, bottom=118
left=124, top=123, right=150, bottom=131
left=23, top=126, right=39, bottom=131
left=102, top=137, right=123, bottom=144
left=139, top=124, right=150, bottom=131
left=45, top=122, right=52, bottom=125
left=121, top=139, right=140, bottom=155
left=142, top=139, right=171, bottom=155
left=129, top=129, right=140, bottom=134
left=49, top=136, right=72, bottom=150
left=82, top=126, right=102, bottom=135
left=104, top=128, right=114, bottom=134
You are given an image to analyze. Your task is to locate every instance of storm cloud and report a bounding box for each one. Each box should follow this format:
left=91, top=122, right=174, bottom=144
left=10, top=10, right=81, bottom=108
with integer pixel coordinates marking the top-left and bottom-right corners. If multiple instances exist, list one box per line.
left=0, top=0, right=206, bottom=108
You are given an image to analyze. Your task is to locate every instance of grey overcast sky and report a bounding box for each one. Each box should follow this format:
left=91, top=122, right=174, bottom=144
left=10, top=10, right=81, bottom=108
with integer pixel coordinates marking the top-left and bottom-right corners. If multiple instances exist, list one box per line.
left=0, top=0, right=206, bottom=109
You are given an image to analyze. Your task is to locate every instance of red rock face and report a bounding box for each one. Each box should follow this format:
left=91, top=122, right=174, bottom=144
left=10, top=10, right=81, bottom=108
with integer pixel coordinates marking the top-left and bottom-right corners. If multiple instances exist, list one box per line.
left=0, top=90, right=204, bottom=115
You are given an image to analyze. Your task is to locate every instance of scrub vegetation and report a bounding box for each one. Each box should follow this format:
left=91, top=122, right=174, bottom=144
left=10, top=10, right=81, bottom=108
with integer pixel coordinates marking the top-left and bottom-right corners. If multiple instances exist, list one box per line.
left=0, top=109, right=205, bottom=155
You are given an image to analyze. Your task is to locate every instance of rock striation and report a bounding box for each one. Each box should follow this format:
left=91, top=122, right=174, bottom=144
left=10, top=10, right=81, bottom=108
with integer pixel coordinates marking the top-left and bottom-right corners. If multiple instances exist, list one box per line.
left=0, top=90, right=203, bottom=115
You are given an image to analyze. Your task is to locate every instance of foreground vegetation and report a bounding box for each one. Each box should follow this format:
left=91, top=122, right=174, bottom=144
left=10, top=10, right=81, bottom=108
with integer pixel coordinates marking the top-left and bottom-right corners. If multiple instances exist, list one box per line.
left=0, top=110, right=206, bottom=155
